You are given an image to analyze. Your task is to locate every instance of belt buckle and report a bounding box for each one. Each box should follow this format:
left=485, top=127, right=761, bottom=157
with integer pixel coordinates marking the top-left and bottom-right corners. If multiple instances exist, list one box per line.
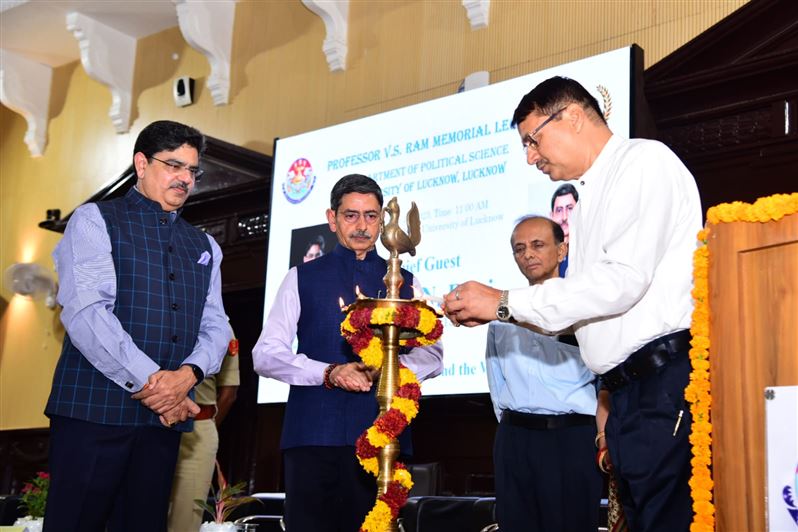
left=603, top=369, right=626, bottom=392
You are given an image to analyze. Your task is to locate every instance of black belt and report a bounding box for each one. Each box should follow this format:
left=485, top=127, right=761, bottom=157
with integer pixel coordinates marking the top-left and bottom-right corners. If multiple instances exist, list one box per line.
left=557, top=333, right=579, bottom=346
left=503, top=411, right=594, bottom=430
left=195, top=404, right=217, bottom=421
left=600, top=330, right=691, bottom=393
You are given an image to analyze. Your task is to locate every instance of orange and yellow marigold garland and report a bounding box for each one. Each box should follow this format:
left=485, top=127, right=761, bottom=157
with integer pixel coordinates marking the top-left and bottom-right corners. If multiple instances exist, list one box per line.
left=685, top=227, right=714, bottom=532
left=341, top=303, right=442, bottom=532
left=685, top=193, right=798, bottom=532
left=341, top=305, right=443, bottom=368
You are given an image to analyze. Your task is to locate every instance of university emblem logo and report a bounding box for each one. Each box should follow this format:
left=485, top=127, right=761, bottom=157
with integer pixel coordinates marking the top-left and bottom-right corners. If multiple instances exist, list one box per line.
left=783, top=463, right=798, bottom=525
left=283, top=158, right=316, bottom=204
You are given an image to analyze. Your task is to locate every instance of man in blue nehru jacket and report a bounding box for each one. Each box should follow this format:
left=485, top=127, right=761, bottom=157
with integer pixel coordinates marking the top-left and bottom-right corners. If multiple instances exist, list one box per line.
left=253, top=174, right=443, bottom=532
left=44, top=120, right=231, bottom=532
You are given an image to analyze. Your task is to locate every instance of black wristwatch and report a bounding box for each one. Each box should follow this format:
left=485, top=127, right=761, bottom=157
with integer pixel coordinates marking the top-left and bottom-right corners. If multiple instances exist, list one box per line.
left=496, top=290, right=512, bottom=322
left=183, top=364, right=204, bottom=386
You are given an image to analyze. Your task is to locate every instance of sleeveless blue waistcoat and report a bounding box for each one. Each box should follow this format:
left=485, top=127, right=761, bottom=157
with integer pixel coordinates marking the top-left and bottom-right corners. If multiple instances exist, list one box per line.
left=280, top=244, right=414, bottom=452
left=45, top=188, right=211, bottom=431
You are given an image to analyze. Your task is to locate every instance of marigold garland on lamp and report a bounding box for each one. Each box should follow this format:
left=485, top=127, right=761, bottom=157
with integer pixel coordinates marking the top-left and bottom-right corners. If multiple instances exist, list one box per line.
left=339, top=195, right=443, bottom=532
left=341, top=296, right=442, bottom=532
left=341, top=303, right=443, bottom=368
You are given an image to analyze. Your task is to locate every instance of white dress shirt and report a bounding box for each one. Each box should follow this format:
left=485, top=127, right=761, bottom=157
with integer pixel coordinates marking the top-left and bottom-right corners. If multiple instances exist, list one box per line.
left=508, top=135, right=702, bottom=374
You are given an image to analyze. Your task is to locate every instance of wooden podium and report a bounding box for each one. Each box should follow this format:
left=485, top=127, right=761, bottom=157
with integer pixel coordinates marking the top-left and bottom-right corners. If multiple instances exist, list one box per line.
left=708, top=211, right=798, bottom=531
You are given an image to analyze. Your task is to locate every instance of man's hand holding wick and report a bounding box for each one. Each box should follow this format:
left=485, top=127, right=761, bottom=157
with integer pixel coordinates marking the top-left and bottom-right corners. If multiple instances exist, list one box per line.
left=443, top=281, right=502, bottom=327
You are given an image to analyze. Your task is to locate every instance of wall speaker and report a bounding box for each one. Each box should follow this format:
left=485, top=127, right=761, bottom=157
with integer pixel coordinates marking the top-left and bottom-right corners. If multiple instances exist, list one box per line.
left=173, top=76, right=195, bottom=107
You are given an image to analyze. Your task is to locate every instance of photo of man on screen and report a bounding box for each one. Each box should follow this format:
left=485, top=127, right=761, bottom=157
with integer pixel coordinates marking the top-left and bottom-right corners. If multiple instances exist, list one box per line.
left=550, top=183, right=579, bottom=244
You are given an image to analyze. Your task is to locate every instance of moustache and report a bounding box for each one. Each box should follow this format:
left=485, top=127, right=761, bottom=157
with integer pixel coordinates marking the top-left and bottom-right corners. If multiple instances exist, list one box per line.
left=169, top=181, right=190, bottom=193
left=536, top=159, right=549, bottom=171
left=349, top=230, right=372, bottom=239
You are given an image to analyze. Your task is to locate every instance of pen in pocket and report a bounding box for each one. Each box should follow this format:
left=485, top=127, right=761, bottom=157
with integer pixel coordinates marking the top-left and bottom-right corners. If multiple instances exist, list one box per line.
left=672, top=409, right=684, bottom=436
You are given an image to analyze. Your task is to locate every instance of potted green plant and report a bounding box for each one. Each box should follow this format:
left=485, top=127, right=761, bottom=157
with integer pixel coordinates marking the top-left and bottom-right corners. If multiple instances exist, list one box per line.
left=195, top=461, right=259, bottom=532
left=14, top=471, right=49, bottom=532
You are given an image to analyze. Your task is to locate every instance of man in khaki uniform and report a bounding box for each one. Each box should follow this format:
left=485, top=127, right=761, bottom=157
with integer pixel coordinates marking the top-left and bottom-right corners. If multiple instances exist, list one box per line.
left=168, top=335, right=240, bottom=532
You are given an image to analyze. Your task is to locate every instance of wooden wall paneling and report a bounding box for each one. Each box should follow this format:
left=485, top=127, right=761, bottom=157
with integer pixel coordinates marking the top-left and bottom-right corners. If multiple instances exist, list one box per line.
left=0, top=429, right=49, bottom=497
left=216, top=287, right=273, bottom=492
left=707, top=213, right=798, bottom=531
left=645, top=0, right=798, bottom=212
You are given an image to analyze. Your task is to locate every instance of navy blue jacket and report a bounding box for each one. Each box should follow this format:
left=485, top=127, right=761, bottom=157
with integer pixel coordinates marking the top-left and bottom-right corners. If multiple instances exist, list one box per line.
left=281, top=244, right=414, bottom=451
left=45, top=188, right=211, bottom=431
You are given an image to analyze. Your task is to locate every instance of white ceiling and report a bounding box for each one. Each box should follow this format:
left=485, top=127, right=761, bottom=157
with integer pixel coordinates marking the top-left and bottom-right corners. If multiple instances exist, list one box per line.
left=0, top=0, right=178, bottom=67
left=1, top=0, right=487, bottom=155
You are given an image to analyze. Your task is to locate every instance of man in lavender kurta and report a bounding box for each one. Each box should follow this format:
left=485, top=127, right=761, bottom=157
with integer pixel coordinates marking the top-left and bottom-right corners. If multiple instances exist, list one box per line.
left=253, top=174, right=443, bottom=532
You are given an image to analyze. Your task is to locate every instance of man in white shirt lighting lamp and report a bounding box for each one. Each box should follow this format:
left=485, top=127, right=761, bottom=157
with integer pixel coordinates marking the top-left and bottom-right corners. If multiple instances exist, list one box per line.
left=444, top=76, right=702, bottom=532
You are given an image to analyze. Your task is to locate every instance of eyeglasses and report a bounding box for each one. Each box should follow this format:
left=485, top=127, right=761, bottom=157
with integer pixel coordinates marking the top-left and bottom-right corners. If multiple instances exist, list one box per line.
left=521, top=107, right=567, bottom=153
left=150, top=156, right=204, bottom=181
left=339, top=210, right=381, bottom=224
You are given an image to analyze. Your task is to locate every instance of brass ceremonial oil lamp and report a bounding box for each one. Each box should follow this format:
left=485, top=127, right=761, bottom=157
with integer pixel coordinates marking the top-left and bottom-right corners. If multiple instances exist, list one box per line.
left=340, top=197, right=442, bottom=532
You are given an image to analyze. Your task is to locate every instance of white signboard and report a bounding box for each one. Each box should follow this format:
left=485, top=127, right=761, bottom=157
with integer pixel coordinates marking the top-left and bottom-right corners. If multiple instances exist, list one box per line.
left=259, top=46, right=635, bottom=403
left=766, top=385, right=798, bottom=531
